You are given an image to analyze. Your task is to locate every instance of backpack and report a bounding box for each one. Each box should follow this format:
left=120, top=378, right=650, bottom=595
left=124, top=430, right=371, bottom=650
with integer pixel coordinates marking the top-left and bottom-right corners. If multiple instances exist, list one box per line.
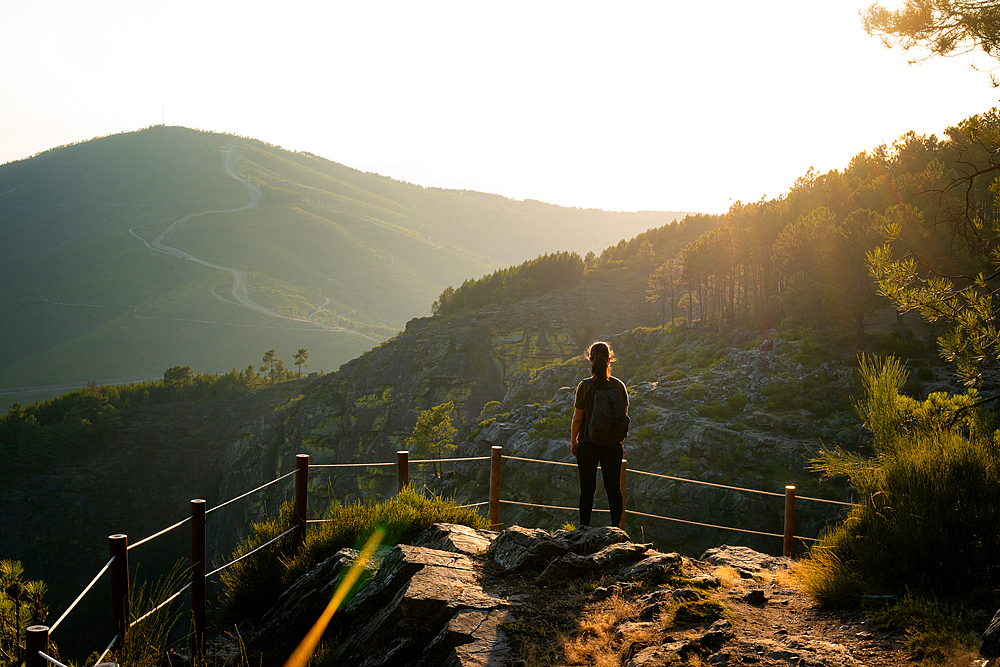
left=584, top=377, right=630, bottom=446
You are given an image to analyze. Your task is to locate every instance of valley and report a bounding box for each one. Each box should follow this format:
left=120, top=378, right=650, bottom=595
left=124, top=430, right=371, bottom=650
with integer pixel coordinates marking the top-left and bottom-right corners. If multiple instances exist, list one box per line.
left=0, top=126, right=691, bottom=409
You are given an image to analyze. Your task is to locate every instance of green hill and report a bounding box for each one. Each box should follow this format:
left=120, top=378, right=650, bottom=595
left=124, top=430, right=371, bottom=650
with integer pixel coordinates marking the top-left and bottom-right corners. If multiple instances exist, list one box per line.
left=0, top=126, right=692, bottom=404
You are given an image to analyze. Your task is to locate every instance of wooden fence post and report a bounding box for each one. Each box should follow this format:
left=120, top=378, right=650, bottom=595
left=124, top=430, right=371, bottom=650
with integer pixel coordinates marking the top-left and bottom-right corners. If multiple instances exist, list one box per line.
left=619, top=458, right=627, bottom=529
left=294, top=453, right=310, bottom=551
left=783, top=485, right=796, bottom=558
left=190, top=499, right=206, bottom=661
left=397, top=450, right=409, bottom=493
left=108, top=534, right=129, bottom=654
left=489, top=446, right=502, bottom=530
left=25, top=625, right=48, bottom=667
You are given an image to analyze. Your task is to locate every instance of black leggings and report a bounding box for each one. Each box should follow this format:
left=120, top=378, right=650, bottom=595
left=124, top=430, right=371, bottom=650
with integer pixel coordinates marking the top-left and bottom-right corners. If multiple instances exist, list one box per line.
left=577, top=440, right=623, bottom=527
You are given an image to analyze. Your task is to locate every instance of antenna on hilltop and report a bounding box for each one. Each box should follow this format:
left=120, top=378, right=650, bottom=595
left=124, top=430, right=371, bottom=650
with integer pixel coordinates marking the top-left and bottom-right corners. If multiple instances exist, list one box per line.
left=162, top=107, right=165, bottom=126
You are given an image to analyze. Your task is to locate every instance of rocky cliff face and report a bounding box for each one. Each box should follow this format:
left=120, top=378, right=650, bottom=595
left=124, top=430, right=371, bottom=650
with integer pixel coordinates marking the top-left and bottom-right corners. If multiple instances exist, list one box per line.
left=208, top=273, right=875, bottom=560
left=212, top=271, right=652, bottom=520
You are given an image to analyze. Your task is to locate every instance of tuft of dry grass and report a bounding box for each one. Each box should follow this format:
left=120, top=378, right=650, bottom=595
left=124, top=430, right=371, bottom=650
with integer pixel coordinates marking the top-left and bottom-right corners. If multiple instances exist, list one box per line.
left=561, top=593, right=640, bottom=666
left=712, top=565, right=740, bottom=587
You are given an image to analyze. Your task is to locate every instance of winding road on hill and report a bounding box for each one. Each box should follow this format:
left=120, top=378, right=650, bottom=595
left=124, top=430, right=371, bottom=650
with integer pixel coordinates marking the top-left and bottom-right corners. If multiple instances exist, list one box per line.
left=128, top=143, right=377, bottom=342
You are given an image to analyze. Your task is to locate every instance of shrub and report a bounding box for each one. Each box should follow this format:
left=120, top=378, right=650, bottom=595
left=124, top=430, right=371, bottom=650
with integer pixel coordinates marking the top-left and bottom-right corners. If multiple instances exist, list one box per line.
left=530, top=410, right=568, bottom=441
left=801, top=355, right=1000, bottom=603
left=868, top=594, right=980, bottom=664
left=221, top=488, right=488, bottom=623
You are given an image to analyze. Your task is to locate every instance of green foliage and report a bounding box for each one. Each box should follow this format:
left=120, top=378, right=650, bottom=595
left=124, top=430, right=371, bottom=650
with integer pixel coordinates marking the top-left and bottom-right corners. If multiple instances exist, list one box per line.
left=221, top=489, right=487, bottom=623
left=0, top=560, right=49, bottom=665
left=666, top=599, right=730, bottom=627
left=498, top=619, right=542, bottom=644
left=293, top=348, right=309, bottom=376
left=219, top=503, right=298, bottom=622
left=115, top=563, right=188, bottom=667
left=433, top=252, right=585, bottom=315
left=803, top=356, right=1000, bottom=602
left=0, top=356, right=308, bottom=467
left=405, top=402, right=458, bottom=477
left=868, top=594, right=980, bottom=665
left=530, top=410, right=568, bottom=441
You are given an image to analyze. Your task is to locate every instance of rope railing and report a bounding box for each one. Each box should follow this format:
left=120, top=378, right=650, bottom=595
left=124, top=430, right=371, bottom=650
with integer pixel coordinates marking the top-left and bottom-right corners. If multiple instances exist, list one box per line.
left=500, top=499, right=609, bottom=513
left=94, top=635, right=117, bottom=666
left=628, top=467, right=785, bottom=497
left=409, top=456, right=490, bottom=464
left=47, top=445, right=849, bottom=661
left=502, top=454, right=577, bottom=468
left=626, top=467, right=859, bottom=507
left=129, top=583, right=191, bottom=628
left=207, top=470, right=297, bottom=515
left=206, top=526, right=296, bottom=579
left=624, top=508, right=819, bottom=542
left=128, top=517, right=191, bottom=551
left=794, top=494, right=856, bottom=508
left=309, top=462, right=397, bottom=468
left=38, top=651, right=70, bottom=667
left=48, top=556, right=114, bottom=634
left=458, top=501, right=490, bottom=508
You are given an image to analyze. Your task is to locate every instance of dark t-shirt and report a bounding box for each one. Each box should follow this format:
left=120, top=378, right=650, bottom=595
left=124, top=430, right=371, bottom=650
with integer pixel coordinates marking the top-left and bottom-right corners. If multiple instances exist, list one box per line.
left=575, top=376, right=629, bottom=443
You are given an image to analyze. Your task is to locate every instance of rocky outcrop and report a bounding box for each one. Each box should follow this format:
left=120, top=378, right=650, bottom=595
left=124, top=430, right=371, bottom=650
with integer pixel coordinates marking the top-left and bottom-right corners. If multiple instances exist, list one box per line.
left=251, top=524, right=905, bottom=667
left=324, top=540, right=513, bottom=667
left=453, top=330, right=871, bottom=556
left=252, top=523, right=686, bottom=666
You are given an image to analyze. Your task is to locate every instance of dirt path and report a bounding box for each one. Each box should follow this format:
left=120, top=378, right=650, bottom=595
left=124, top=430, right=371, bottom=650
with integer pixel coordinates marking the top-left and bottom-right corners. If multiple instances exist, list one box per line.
left=127, top=141, right=377, bottom=342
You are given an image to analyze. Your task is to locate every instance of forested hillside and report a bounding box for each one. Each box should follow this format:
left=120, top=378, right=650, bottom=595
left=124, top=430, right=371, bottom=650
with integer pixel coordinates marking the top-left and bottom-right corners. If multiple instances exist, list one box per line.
left=0, top=126, right=692, bottom=407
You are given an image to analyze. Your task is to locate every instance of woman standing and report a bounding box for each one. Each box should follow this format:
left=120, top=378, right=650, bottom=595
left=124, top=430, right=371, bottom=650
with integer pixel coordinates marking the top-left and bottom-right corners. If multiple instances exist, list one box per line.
left=571, top=341, right=629, bottom=527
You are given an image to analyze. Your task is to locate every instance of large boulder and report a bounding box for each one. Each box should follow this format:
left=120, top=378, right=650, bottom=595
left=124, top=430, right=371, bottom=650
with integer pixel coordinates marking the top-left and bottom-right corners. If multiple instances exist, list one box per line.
left=331, top=544, right=511, bottom=667
left=489, top=525, right=630, bottom=573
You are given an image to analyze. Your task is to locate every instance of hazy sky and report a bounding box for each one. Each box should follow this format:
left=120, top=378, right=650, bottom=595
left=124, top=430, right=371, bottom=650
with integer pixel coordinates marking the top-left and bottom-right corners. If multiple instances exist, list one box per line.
left=2, top=1, right=998, bottom=214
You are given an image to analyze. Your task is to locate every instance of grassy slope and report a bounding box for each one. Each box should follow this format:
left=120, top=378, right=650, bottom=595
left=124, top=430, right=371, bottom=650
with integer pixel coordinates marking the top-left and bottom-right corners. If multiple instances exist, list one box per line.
left=0, top=125, right=691, bottom=402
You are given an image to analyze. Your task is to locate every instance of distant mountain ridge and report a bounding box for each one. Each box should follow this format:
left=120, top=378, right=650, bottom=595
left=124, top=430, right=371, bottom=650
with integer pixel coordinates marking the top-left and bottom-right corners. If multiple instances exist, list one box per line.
left=0, top=125, right=694, bottom=404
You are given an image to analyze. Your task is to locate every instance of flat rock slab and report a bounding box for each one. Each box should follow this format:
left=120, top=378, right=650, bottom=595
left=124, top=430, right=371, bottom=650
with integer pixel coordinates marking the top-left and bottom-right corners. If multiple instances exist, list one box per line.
left=418, top=608, right=514, bottom=667
left=333, top=544, right=509, bottom=667
left=700, top=544, right=792, bottom=575
left=412, top=523, right=498, bottom=555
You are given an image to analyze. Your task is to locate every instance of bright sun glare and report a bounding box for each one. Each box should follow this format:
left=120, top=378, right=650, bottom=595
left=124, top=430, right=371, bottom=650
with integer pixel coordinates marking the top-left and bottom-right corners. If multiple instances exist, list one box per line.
left=1, top=0, right=998, bottom=213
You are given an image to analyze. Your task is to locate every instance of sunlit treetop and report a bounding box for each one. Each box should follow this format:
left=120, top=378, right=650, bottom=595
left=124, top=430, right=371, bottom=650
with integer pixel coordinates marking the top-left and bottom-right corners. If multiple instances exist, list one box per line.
left=865, top=1, right=1000, bottom=79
